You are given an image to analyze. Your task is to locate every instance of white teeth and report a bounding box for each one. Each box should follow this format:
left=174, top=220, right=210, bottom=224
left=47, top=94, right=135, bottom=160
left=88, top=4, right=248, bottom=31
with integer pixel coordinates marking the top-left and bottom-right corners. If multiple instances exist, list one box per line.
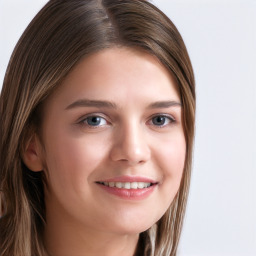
left=131, top=182, right=138, bottom=189
left=100, top=181, right=152, bottom=189
left=138, top=182, right=144, bottom=189
left=116, top=182, right=122, bottom=188
left=109, top=182, right=115, bottom=187
left=124, top=182, right=131, bottom=189
left=145, top=182, right=151, bottom=188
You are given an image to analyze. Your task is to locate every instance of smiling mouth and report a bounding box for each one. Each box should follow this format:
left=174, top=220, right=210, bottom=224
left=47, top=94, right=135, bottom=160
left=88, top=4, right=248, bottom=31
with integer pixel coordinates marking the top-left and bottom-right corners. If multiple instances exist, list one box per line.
left=96, top=181, right=155, bottom=189
left=95, top=178, right=158, bottom=200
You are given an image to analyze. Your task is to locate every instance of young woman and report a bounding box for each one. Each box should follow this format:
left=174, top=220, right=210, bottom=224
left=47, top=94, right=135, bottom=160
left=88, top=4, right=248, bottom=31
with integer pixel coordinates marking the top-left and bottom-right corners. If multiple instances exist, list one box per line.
left=0, top=0, right=195, bottom=255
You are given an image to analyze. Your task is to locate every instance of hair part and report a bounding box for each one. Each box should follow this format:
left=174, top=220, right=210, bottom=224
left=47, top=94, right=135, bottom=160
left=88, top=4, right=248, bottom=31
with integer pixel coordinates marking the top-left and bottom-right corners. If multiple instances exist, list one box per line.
left=0, top=1, right=195, bottom=255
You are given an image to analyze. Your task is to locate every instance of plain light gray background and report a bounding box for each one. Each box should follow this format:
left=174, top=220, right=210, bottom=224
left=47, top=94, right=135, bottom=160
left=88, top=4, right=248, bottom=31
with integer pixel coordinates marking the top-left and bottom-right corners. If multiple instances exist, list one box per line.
left=0, top=0, right=255, bottom=255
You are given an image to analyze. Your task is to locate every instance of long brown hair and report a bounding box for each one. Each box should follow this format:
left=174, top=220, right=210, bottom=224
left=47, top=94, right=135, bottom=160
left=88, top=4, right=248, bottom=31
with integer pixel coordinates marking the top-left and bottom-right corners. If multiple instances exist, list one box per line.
left=0, top=0, right=195, bottom=255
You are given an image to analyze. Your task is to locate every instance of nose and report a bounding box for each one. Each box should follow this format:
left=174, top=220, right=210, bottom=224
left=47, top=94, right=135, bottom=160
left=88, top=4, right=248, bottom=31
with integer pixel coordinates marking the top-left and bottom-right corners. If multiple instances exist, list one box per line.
left=110, top=122, right=151, bottom=166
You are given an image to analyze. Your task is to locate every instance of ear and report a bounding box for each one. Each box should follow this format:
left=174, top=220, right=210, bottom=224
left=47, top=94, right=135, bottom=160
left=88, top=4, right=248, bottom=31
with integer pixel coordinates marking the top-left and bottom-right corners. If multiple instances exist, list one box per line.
left=22, top=135, right=44, bottom=172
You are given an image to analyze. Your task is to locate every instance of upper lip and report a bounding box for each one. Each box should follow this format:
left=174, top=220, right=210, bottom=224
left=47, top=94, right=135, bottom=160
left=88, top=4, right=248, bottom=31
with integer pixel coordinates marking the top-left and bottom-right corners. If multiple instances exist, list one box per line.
left=96, top=175, right=158, bottom=183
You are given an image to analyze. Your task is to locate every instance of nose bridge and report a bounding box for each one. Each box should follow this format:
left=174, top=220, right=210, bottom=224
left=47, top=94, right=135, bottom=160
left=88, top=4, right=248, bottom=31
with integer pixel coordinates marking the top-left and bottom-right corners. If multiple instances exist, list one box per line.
left=110, top=119, right=150, bottom=165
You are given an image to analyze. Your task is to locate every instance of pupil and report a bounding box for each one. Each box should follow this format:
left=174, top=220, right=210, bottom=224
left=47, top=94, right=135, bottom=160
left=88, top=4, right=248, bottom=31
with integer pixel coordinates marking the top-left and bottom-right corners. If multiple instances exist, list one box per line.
left=153, top=116, right=165, bottom=125
left=88, top=117, right=101, bottom=126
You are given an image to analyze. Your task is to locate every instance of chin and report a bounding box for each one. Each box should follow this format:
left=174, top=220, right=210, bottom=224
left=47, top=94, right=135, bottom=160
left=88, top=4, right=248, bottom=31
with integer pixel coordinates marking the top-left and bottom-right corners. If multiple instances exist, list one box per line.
left=104, top=212, right=161, bottom=235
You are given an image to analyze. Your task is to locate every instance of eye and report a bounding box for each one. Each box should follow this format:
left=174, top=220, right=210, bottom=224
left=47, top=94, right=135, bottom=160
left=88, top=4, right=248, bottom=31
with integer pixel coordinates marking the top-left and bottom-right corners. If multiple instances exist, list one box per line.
left=151, top=115, right=175, bottom=127
left=81, top=116, right=107, bottom=127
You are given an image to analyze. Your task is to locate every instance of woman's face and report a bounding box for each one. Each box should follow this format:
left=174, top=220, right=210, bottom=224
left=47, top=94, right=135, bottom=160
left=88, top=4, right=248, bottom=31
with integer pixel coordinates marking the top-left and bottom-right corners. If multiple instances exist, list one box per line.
left=39, top=47, right=186, bottom=234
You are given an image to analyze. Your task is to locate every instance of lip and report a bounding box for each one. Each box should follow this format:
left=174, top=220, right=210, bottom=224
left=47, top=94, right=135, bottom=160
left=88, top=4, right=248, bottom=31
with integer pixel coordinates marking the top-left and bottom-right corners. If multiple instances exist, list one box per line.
left=95, top=175, right=158, bottom=200
left=96, top=175, right=157, bottom=183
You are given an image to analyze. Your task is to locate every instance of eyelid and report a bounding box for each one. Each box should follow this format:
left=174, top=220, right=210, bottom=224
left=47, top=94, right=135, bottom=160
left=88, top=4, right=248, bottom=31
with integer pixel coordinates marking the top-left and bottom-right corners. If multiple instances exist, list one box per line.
left=148, top=113, right=176, bottom=127
left=77, top=113, right=110, bottom=126
left=149, top=113, right=176, bottom=122
left=75, top=112, right=177, bottom=128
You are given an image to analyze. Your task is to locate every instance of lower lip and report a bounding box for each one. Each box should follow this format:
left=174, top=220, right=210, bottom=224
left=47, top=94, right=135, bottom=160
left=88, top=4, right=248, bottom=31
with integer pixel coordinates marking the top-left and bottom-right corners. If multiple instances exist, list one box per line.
left=97, top=184, right=157, bottom=200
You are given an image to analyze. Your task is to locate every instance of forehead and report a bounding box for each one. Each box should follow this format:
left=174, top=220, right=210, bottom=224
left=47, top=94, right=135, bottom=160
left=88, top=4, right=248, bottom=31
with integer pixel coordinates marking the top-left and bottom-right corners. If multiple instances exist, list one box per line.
left=44, top=47, right=180, bottom=110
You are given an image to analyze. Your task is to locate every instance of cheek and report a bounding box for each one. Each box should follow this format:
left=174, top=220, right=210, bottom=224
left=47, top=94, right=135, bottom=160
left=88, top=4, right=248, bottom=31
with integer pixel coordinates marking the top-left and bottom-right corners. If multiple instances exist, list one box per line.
left=42, top=133, right=112, bottom=221
left=154, top=132, right=186, bottom=199
left=156, top=132, right=186, bottom=173
left=42, top=129, right=109, bottom=194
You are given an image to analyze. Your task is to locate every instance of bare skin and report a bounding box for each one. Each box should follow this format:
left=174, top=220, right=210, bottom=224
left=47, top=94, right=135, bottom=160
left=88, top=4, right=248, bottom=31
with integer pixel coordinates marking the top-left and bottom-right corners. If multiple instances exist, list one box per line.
left=24, top=47, right=185, bottom=256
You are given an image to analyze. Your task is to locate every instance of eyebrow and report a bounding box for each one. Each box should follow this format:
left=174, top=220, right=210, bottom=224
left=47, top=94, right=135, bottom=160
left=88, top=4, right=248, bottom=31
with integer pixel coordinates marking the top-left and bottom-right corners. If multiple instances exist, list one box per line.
left=65, top=99, right=117, bottom=110
left=148, top=100, right=182, bottom=109
left=65, top=99, right=182, bottom=110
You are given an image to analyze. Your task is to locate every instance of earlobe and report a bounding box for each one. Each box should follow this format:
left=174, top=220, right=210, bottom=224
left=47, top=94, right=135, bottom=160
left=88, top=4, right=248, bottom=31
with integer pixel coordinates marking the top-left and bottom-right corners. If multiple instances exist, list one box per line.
left=22, top=135, right=44, bottom=172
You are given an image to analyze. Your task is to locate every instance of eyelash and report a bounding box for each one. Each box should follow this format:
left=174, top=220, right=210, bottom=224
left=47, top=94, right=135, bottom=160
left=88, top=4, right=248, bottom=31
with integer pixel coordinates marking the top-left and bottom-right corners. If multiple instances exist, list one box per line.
left=78, top=113, right=176, bottom=129
left=148, top=114, right=176, bottom=128
left=78, top=114, right=109, bottom=128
